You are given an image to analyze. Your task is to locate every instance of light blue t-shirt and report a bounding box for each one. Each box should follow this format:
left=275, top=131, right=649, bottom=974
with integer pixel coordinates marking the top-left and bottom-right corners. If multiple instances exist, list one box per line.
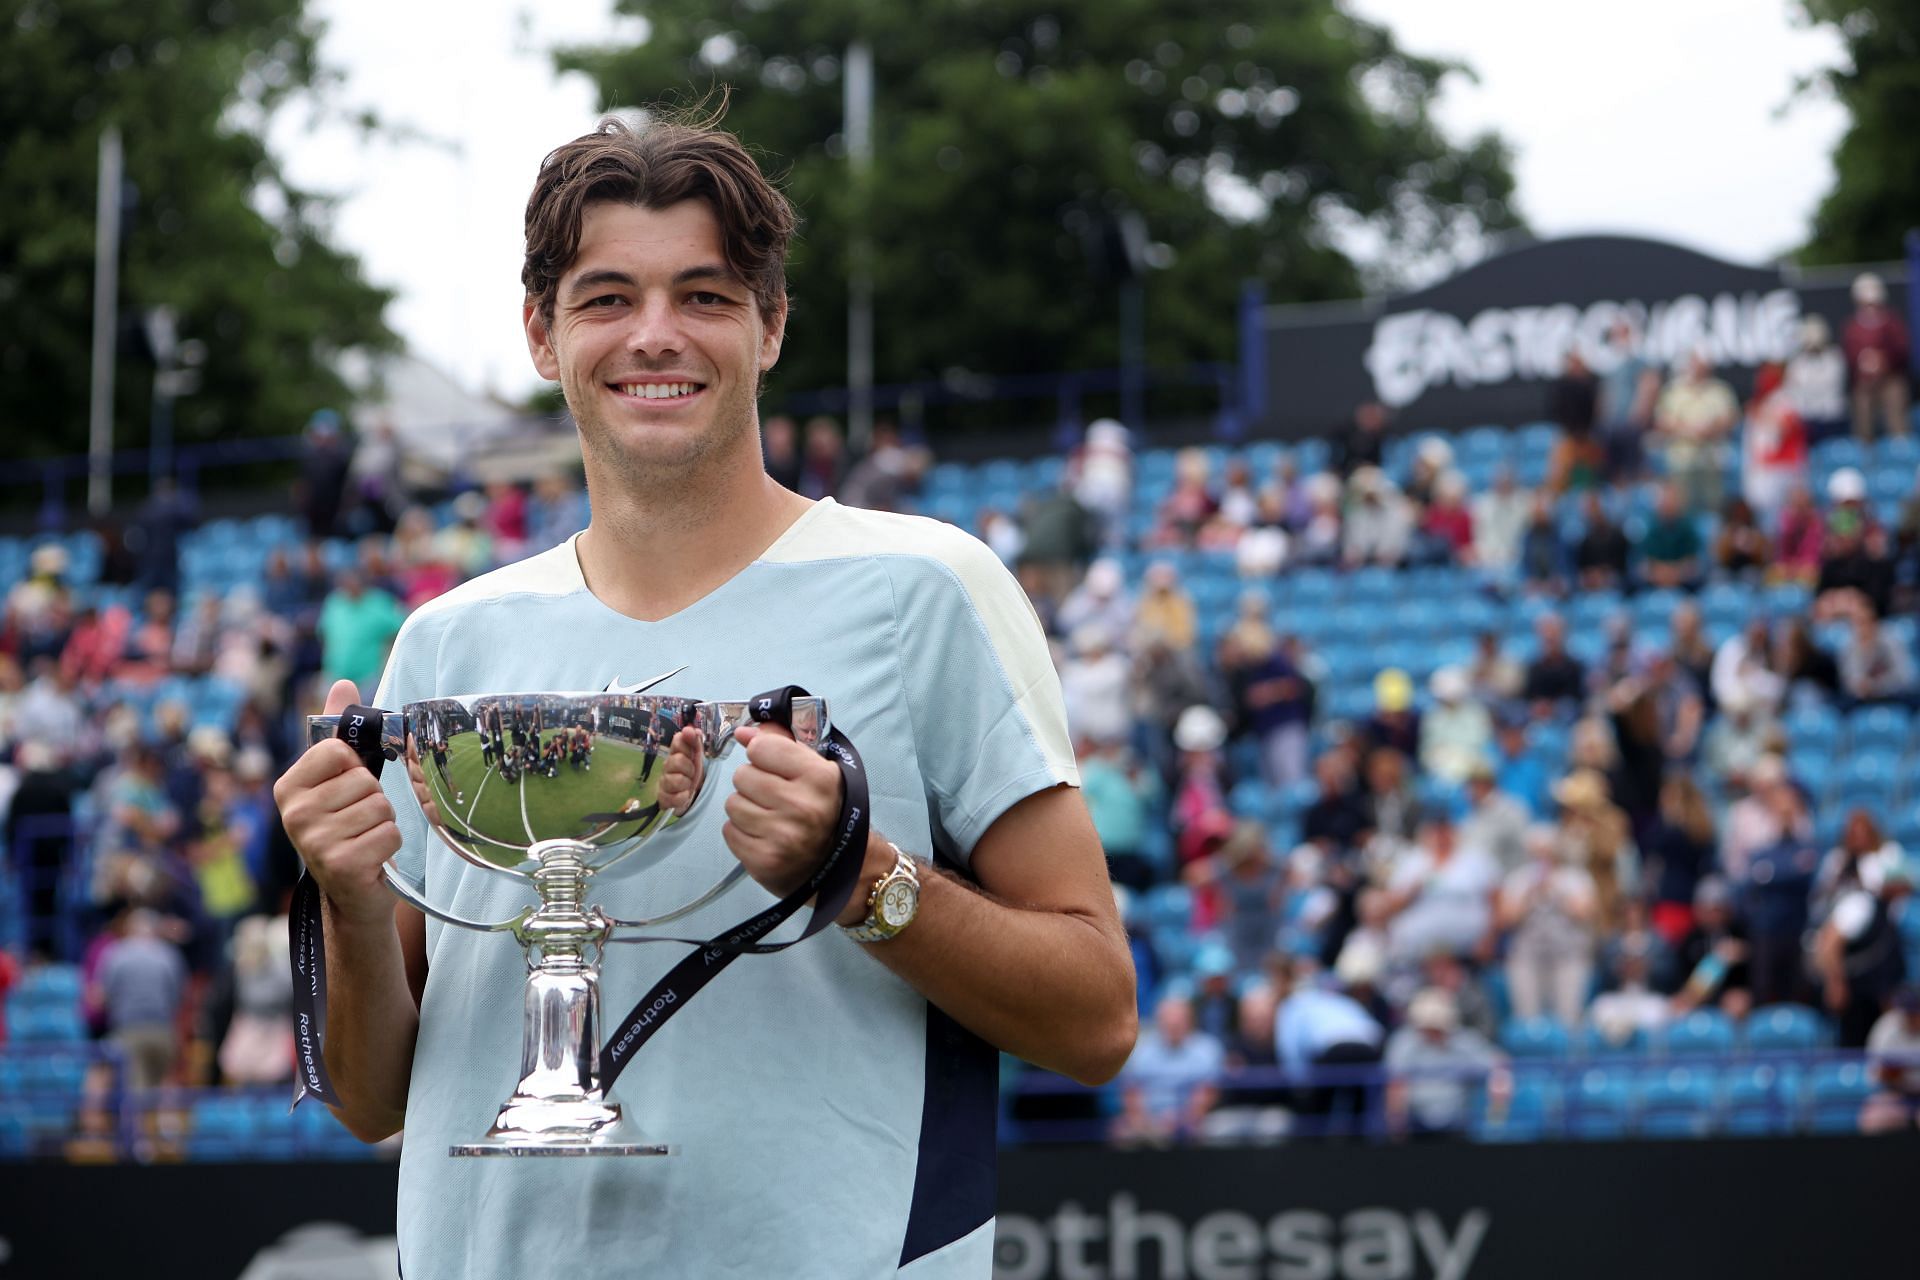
left=374, top=499, right=1077, bottom=1279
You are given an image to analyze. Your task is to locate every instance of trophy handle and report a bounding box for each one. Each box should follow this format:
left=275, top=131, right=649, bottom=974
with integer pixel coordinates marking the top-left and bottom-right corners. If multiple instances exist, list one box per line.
left=601, top=864, right=751, bottom=935
left=383, top=862, right=527, bottom=935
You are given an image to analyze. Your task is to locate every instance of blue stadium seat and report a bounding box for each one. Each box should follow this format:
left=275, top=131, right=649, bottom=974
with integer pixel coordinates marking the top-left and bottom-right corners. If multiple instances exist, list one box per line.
left=1802, top=1060, right=1873, bottom=1134
left=1474, top=1071, right=1559, bottom=1143
left=1501, top=1017, right=1571, bottom=1060
left=1635, top=1066, right=1716, bottom=1138
left=1662, top=1009, right=1736, bottom=1058
left=1577, top=1022, right=1650, bottom=1060
left=1784, top=704, right=1842, bottom=755
left=1832, top=750, right=1902, bottom=811
left=1846, top=705, right=1912, bottom=755
left=10, top=1004, right=87, bottom=1044
left=16, top=964, right=83, bottom=1004
left=1744, top=1005, right=1828, bottom=1054
left=1228, top=780, right=1271, bottom=819
left=1566, top=1066, right=1633, bottom=1139
left=1720, top=1062, right=1799, bottom=1136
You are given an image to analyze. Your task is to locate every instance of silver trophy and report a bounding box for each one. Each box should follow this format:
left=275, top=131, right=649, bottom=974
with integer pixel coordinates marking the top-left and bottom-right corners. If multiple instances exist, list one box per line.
left=304, top=680, right=830, bottom=1157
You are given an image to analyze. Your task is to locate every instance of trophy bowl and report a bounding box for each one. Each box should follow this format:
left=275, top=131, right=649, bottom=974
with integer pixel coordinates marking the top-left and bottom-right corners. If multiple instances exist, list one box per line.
left=304, top=688, right=829, bottom=1156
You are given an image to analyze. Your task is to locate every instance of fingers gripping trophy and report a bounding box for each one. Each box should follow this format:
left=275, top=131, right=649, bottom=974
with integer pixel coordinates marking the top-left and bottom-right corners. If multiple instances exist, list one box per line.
left=280, top=668, right=871, bottom=1156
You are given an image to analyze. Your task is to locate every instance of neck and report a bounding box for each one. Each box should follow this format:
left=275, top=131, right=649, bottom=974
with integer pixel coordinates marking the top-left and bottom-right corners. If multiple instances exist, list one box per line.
left=574, top=447, right=812, bottom=622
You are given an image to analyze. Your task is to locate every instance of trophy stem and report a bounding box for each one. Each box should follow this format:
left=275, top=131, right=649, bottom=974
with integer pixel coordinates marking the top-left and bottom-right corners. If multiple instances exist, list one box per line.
left=451, top=841, right=670, bottom=1157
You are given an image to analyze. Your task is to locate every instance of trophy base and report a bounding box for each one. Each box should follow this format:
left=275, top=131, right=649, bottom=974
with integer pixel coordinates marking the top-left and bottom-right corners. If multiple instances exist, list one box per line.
left=449, top=1095, right=671, bottom=1157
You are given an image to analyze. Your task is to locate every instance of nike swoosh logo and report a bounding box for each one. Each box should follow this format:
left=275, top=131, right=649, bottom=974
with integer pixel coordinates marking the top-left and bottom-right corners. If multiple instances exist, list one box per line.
left=603, top=665, right=688, bottom=695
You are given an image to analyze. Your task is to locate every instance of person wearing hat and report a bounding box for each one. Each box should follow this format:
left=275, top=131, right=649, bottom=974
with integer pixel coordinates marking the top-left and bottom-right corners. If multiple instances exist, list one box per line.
left=1416, top=469, right=1476, bottom=567
left=1861, top=983, right=1920, bottom=1132
left=1383, top=987, right=1511, bottom=1139
left=1419, top=666, right=1492, bottom=786
left=1362, top=668, right=1421, bottom=760
left=1055, top=558, right=1133, bottom=641
left=1786, top=313, right=1848, bottom=443
left=1341, top=467, right=1413, bottom=569
left=1653, top=349, right=1738, bottom=514
left=1059, top=623, right=1132, bottom=748
left=1843, top=272, right=1911, bottom=441
left=1459, top=756, right=1530, bottom=874
left=1589, top=933, right=1675, bottom=1046
left=1274, top=957, right=1385, bottom=1136
left=1814, top=477, right=1896, bottom=621
left=1134, top=560, right=1198, bottom=654
left=1171, top=704, right=1234, bottom=872
left=1552, top=768, right=1636, bottom=934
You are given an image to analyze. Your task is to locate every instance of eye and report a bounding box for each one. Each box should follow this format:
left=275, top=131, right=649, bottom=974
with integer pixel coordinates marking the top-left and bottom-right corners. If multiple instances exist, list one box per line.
left=688, top=291, right=731, bottom=306
left=586, top=295, right=626, bottom=308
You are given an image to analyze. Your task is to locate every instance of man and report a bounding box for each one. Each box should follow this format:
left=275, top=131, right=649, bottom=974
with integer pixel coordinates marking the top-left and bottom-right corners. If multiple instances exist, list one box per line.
left=1112, top=994, right=1224, bottom=1144
left=1635, top=481, right=1704, bottom=590
left=1383, top=988, right=1511, bottom=1139
left=1521, top=612, right=1585, bottom=713
left=1653, top=350, right=1738, bottom=514
left=273, top=114, right=1135, bottom=1279
left=1274, top=958, right=1384, bottom=1136
left=1844, top=272, right=1911, bottom=441
left=1595, top=318, right=1661, bottom=480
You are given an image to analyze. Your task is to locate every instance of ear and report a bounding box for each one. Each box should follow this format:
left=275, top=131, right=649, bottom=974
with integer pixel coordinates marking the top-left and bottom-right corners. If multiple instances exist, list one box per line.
left=524, top=297, right=561, bottom=382
left=758, top=295, right=787, bottom=373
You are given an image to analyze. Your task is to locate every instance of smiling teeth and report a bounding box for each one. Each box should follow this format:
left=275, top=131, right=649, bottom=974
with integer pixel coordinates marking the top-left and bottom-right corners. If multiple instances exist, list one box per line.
left=618, top=382, right=697, bottom=399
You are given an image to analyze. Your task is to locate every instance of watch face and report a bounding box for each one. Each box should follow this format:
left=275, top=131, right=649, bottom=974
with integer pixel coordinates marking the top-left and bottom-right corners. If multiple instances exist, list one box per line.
left=878, top=880, right=917, bottom=928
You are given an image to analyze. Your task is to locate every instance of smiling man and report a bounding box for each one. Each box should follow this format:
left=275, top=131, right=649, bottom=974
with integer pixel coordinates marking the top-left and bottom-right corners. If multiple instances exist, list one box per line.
left=272, top=111, right=1136, bottom=1279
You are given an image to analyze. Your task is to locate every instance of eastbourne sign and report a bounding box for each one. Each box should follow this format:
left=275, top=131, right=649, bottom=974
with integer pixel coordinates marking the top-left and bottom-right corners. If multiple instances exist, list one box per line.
left=1253, top=234, right=1907, bottom=439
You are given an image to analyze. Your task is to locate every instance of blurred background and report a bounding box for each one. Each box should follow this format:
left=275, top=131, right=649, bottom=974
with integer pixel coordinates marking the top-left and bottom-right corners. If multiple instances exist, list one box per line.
left=0, top=1, right=1917, bottom=1277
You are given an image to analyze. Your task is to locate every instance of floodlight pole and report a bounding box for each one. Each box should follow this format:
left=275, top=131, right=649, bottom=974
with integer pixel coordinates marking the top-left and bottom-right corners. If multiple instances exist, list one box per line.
left=88, top=125, right=124, bottom=517
left=845, top=40, right=874, bottom=454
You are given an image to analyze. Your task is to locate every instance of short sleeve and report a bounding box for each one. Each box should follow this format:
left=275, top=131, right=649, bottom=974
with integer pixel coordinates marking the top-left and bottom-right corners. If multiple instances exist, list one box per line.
left=372, top=612, right=445, bottom=890
left=886, top=536, right=1078, bottom=862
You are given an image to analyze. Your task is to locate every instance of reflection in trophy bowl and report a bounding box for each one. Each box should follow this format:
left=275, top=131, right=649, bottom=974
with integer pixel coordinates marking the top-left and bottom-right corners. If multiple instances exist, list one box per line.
left=311, top=693, right=827, bottom=881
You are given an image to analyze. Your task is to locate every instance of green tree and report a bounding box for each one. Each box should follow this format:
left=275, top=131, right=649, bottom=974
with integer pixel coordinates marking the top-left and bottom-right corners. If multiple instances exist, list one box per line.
left=557, top=0, right=1520, bottom=407
left=1798, top=0, right=1920, bottom=264
left=0, top=0, right=395, bottom=466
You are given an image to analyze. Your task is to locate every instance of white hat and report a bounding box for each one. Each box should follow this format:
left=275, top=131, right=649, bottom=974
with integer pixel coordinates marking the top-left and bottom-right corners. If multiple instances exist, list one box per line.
left=1084, top=559, right=1123, bottom=596
left=1334, top=937, right=1385, bottom=987
left=29, top=544, right=69, bottom=576
left=1417, top=437, right=1455, bottom=468
left=1828, top=467, right=1867, bottom=503
left=1430, top=666, right=1469, bottom=703
left=1408, top=987, right=1459, bottom=1033
left=1854, top=272, right=1888, bottom=306
left=1173, top=705, right=1227, bottom=753
left=1087, top=418, right=1130, bottom=448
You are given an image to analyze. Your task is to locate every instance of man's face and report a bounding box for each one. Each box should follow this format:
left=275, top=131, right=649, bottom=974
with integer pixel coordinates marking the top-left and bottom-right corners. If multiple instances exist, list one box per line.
left=524, top=199, right=784, bottom=483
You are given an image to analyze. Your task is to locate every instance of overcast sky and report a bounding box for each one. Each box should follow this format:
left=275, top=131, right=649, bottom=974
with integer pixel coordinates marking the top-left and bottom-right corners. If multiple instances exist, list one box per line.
left=272, top=0, right=1851, bottom=403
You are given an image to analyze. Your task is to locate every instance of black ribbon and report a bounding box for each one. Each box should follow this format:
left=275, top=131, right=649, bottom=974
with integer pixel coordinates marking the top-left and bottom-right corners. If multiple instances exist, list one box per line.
left=598, top=685, right=869, bottom=1090
left=286, top=691, right=868, bottom=1107
left=288, top=704, right=389, bottom=1109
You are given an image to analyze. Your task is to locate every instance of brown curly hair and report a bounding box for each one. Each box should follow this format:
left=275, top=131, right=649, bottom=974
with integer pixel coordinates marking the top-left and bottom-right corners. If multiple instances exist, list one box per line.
left=521, top=103, right=796, bottom=327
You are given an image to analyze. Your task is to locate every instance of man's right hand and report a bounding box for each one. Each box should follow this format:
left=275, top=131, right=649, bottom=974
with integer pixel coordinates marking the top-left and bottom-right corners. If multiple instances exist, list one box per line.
left=273, top=678, right=403, bottom=929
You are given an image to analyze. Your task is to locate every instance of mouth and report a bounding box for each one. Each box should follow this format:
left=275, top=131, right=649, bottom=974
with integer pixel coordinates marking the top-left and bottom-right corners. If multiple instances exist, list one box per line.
left=607, top=379, right=707, bottom=403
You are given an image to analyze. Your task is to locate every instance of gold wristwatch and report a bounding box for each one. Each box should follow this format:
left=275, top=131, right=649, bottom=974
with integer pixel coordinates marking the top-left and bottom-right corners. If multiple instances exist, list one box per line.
left=840, top=843, right=921, bottom=943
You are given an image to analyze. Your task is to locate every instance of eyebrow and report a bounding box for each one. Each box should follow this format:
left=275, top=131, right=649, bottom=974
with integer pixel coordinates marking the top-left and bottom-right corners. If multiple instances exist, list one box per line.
left=563, top=264, right=742, bottom=302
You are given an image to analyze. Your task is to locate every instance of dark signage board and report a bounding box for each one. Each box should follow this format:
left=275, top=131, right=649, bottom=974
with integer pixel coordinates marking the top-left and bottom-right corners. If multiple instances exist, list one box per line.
left=0, top=1137, right=1914, bottom=1277
left=1254, top=235, right=1911, bottom=441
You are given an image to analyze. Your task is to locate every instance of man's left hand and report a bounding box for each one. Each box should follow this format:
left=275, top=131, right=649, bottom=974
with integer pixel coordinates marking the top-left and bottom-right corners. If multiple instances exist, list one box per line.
left=722, top=722, right=846, bottom=900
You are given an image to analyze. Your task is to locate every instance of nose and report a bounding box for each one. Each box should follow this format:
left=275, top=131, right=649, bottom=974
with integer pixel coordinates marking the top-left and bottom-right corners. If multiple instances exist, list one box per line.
left=622, top=291, right=685, bottom=360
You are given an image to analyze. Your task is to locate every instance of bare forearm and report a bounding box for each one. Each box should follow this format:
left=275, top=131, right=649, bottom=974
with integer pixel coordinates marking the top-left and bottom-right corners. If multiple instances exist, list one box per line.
left=320, top=901, right=420, bottom=1141
left=862, top=865, right=1137, bottom=1085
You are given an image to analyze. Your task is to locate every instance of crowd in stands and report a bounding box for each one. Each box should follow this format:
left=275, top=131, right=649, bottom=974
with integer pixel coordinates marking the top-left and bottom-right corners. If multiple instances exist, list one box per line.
left=1, top=274, right=1917, bottom=1155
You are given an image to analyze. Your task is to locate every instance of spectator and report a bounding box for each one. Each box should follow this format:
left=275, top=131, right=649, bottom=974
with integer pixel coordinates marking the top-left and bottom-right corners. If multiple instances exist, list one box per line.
left=1275, top=960, right=1385, bottom=1135
left=1200, top=822, right=1287, bottom=977
left=1859, top=985, right=1920, bottom=1132
left=1134, top=562, right=1198, bottom=655
left=1667, top=601, right=1717, bottom=703
left=1294, top=472, right=1345, bottom=565
left=1417, top=471, right=1476, bottom=565
left=1813, top=827, right=1909, bottom=1048
left=1588, top=935, right=1673, bottom=1048
left=1572, top=491, right=1631, bottom=591
left=93, top=909, right=188, bottom=1091
left=1078, top=738, right=1159, bottom=892
left=1229, top=627, right=1313, bottom=789
left=1699, top=690, right=1778, bottom=795
left=1636, top=482, right=1705, bottom=590
left=1361, top=669, right=1420, bottom=760
left=760, top=413, right=801, bottom=491
left=1713, top=498, right=1773, bottom=579
left=1545, top=380, right=1606, bottom=496
left=217, top=913, right=293, bottom=1085
left=1471, top=466, right=1531, bottom=579
left=1772, top=482, right=1827, bottom=586
left=1517, top=492, right=1568, bottom=593
left=1070, top=419, right=1134, bottom=548
left=1405, top=437, right=1454, bottom=509
left=1546, top=350, right=1598, bottom=445
left=1596, top=319, right=1662, bottom=481
left=1419, top=666, right=1492, bottom=786
left=1060, top=625, right=1132, bottom=748
left=1668, top=876, right=1753, bottom=1016
left=1341, top=468, right=1413, bottom=568
left=1786, top=314, right=1849, bottom=443
left=1130, top=634, right=1213, bottom=779
left=1710, top=618, right=1784, bottom=726
left=979, top=507, right=1025, bottom=567
left=1740, top=364, right=1808, bottom=528
left=1302, top=747, right=1372, bottom=856
left=797, top=415, right=846, bottom=499
left=1838, top=604, right=1917, bottom=703
left=1843, top=272, right=1911, bottom=441
left=1720, top=754, right=1808, bottom=883
left=1464, top=631, right=1524, bottom=711
left=1334, top=400, right=1390, bottom=477
left=1773, top=615, right=1842, bottom=701
left=1055, top=560, right=1134, bottom=653
left=1361, top=745, right=1423, bottom=846
left=1653, top=350, right=1738, bottom=513
left=1739, top=784, right=1821, bottom=1007
left=295, top=409, right=353, bottom=539
left=1113, top=994, right=1225, bottom=1144
left=1814, top=809, right=1907, bottom=927
left=1552, top=767, right=1638, bottom=935
left=1383, top=988, right=1511, bottom=1139
left=481, top=480, right=529, bottom=563
left=1153, top=449, right=1219, bottom=547
left=1491, top=713, right=1554, bottom=818
left=1015, top=483, right=1100, bottom=616
left=1499, top=823, right=1599, bottom=1027
left=1643, top=775, right=1719, bottom=946
left=1816, top=486, right=1897, bottom=622
left=838, top=421, right=927, bottom=513
left=1382, top=813, right=1500, bottom=963
left=1521, top=612, right=1586, bottom=712
left=1459, top=759, right=1531, bottom=873
left=1169, top=706, right=1233, bottom=877
left=316, top=567, right=405, bottom=694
